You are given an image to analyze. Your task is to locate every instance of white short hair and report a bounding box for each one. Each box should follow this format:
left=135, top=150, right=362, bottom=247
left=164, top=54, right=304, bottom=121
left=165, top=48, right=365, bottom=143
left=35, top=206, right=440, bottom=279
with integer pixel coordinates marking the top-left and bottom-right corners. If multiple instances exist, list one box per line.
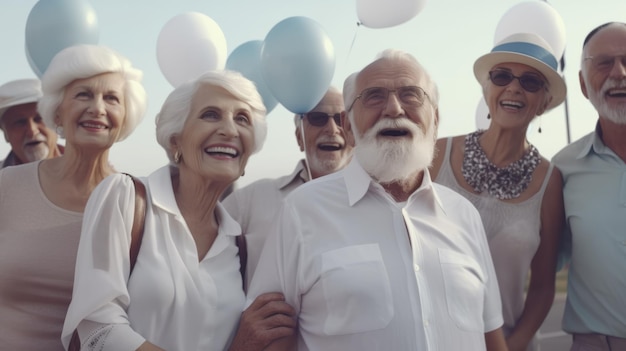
left=155, top=70, right=267, bottom=165
left=353, top=49, right=440, bottom=107
left=293, top=86, right=342, bottom=128
left=38, top=44, right=147, bottom=141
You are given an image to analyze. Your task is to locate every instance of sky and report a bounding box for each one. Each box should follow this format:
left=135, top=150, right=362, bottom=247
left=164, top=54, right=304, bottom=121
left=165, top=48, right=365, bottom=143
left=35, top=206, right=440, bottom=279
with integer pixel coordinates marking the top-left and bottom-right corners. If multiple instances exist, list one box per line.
left=1, top=0, right=624, bottom=188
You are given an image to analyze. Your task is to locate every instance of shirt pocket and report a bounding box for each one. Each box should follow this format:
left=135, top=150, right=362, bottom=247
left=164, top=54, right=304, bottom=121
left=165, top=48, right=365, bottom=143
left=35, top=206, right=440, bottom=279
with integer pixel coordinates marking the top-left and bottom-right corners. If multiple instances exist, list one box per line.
left=320, top=243, right=394, bottom=335
left=439, top=248, right=486, bottom=333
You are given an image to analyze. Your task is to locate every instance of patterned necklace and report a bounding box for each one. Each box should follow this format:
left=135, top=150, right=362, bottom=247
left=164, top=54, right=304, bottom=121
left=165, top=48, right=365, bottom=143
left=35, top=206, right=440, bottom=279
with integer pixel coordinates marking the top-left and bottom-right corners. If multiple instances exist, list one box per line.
left=461, top=130, right=541, bottom=200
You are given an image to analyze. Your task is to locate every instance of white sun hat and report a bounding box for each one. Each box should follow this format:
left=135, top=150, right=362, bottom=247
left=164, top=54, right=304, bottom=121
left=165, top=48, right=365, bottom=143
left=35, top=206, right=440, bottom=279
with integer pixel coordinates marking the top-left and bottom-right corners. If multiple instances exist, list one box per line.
left=473, top=32, right=566, bottom=111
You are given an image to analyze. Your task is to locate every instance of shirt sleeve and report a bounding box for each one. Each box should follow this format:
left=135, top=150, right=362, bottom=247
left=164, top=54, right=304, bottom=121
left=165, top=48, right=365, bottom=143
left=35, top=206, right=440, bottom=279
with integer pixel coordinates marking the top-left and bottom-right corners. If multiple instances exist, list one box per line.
left=245, top=200, right=303, bottom=314
left=61, top=174, right=146, bottom=350
left=473, top=213, right=504, bottom=332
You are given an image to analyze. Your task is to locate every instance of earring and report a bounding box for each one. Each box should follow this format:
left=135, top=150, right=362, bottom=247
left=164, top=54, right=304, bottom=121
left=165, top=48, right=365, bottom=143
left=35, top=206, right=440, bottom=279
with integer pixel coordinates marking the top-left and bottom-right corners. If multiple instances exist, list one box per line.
left=55, top=125, right=64, bottom=138
left=174, top=150, right=182, bottom=164
left=538, top=116, right=542, bottom=134
left=486, top=114, right=491, bottom=120
left=241, top=170, right=246, bottom=177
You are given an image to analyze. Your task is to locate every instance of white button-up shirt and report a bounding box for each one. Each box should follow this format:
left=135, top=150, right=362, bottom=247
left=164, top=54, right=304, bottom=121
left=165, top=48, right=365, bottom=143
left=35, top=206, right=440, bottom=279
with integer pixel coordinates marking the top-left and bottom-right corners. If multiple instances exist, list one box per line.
left=247, top=159, right=503, bottom=351
left=223, top=160, right=308, bottom=287
left=62, top=166, right=245, bottom=351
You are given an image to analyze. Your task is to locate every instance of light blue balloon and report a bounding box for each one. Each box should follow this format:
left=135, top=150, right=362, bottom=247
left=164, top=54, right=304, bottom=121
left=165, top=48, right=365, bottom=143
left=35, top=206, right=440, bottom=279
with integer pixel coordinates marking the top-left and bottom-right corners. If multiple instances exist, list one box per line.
left=226, top=40, right=279, bottom=114
left=25, top=44, right=42, bottom=78
left=261, top=17, right=335, bottom=114
left=25, top=0, right=99, bottom=77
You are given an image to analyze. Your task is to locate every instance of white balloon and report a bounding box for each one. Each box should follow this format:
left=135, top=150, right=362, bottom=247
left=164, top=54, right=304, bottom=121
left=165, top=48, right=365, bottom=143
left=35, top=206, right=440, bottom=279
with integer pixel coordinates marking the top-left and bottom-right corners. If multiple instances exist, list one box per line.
left=357, top=0, right=427, bottom=29
left=157, top=12, right=227, bottom=87
left=475, top=97, right=490, bottom=130
left=494, top=1, right=566, bottom=61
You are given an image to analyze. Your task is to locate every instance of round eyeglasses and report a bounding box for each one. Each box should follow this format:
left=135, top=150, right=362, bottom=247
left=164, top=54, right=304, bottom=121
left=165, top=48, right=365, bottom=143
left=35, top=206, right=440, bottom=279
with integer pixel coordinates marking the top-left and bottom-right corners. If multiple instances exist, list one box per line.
left=347, top=86, right=429, bottom=111
left=488, top=69, right=546, bottom=93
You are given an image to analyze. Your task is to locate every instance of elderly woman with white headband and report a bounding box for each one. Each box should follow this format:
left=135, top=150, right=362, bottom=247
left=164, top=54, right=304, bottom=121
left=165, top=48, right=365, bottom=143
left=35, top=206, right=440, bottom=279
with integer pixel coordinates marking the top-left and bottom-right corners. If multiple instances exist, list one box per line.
left=430, top=33, right=566, bottom=351
left=0, top=44, right=146, bottom=350
left=62, top=70, right=296, bottom=351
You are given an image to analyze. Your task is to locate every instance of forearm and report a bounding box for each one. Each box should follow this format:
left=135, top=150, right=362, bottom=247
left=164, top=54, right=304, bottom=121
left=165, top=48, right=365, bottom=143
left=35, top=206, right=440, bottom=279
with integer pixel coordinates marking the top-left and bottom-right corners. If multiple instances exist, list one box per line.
left=136, top=341, right=167, bottom=351
left=485, top=328, right=509, bottom=351
left=262, top=335, right=297, bottom=351
left=507, top=284, right=555, bottom=349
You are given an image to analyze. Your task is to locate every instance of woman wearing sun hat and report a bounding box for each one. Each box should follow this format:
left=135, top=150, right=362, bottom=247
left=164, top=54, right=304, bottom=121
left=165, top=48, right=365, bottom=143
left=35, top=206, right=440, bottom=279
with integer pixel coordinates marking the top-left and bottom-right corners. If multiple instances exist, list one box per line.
left=430, top=32, right=566, bottom=351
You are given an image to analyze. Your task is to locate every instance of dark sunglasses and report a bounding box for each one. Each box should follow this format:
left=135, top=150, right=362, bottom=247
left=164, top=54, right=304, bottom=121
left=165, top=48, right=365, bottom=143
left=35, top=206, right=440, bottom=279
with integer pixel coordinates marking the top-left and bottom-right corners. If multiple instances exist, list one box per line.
left=304, top=112, right=341, bottom=127
left=488, top=69, right=545, bottom=93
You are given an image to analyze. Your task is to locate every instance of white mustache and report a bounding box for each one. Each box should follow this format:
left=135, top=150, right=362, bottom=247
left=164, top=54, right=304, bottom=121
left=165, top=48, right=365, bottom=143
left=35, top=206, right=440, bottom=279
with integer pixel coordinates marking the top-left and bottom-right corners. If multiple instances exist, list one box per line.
left=22, top=133, right=47, bottom=147
left=370, top=117, right=422, bottom=136
left=317, top=135, right=345, bottom=144
left=601, top=78, right=626, bottom=94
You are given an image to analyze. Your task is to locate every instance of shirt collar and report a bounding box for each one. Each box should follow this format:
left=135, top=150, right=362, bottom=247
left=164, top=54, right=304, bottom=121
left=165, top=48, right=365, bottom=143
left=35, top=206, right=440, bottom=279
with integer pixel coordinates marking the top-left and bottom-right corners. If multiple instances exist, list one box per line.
left=343, top=158, right=444, bottom=211
left=146, top=165, right=241, bottom=237
left=277, top=159, right=309, bottom=189
left=576, top=122, right=609, bottom=159
left=1, top=151, right=18, bottom=168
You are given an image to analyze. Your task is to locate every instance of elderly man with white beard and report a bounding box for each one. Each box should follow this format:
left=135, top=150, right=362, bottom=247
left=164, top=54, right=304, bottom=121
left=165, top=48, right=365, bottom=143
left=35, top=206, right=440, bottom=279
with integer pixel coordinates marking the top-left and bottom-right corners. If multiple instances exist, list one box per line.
left=0, top=79, right=62, bottom=168
left=552, top=22, right=626, bottom=351
left=246, top=49, right=508, bottom=351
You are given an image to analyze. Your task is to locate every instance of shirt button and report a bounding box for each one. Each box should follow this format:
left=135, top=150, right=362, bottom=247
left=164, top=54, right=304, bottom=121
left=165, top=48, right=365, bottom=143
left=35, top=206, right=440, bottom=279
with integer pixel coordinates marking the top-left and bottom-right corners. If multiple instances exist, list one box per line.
left=424, top=319, right=430, bottom=327
left=413, top=264, right=420, bottom=272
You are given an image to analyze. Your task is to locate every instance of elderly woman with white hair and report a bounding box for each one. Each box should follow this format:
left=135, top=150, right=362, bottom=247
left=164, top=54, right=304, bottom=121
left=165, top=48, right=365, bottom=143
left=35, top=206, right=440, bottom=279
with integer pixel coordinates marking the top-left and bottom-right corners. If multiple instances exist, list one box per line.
left=0, top=44, right=146, bottom=350
left=62, top=70, right=296, bottom=351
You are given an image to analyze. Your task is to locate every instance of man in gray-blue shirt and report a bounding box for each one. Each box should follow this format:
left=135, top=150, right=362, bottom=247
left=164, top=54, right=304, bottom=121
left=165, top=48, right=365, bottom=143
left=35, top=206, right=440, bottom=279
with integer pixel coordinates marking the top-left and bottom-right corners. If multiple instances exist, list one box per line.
left=552, top=22, right=626, bottom=351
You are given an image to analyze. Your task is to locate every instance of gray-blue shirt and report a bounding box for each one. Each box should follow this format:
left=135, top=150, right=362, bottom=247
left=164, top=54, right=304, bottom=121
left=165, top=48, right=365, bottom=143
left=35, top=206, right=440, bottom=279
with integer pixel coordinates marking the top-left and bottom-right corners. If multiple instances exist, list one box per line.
left=552, top=124, right=626, bottom=337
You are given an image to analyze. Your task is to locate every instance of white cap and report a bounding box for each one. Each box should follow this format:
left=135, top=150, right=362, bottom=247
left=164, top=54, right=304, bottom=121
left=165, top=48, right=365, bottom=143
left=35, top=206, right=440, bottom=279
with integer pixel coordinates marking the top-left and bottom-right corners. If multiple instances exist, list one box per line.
left=0, top=79, right=43, bottom=124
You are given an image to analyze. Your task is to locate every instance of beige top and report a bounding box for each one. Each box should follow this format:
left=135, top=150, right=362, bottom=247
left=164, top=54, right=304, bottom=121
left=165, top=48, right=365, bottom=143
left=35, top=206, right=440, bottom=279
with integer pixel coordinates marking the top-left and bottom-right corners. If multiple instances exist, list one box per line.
left=0, top=161, right=83, bottom=350
left=435, top=138, right=552, bottom=351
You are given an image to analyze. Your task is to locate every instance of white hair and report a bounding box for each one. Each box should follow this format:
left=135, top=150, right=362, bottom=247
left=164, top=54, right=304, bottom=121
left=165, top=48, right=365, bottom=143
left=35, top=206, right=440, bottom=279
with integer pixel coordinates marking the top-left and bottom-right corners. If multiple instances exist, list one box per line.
left=38, top=44, right=147, bottom=142
left=343, top=49, right=439, bottom=123
left=155, top=70, right=267, bottom=165
left=293, top=86, right=343, bottom=128
left=374, top=49, right=440, bottom=107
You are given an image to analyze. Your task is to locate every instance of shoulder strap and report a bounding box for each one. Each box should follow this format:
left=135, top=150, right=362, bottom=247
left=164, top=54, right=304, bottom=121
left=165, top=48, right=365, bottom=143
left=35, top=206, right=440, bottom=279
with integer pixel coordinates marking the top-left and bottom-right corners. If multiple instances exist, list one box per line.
left=124, top=173, right=147, bottom=273
left=236, top=234, right=247, bottom=291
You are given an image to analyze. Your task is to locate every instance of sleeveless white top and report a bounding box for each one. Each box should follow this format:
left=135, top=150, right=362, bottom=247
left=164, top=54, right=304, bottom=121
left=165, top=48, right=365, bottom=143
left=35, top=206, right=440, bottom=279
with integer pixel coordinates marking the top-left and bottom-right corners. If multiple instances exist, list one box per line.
left=435, top=137, right=553, bottom=351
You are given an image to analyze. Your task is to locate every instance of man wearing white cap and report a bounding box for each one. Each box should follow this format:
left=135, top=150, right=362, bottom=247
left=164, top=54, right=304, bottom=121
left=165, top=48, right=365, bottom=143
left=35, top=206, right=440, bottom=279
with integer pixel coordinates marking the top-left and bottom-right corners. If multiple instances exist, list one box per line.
left=0, top=78, right=62, bottom=168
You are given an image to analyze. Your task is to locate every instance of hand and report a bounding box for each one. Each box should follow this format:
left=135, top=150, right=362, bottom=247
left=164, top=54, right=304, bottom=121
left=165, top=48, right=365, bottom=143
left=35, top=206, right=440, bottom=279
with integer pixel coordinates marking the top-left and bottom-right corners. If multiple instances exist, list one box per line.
left=228, top=292, right=297, bottom=351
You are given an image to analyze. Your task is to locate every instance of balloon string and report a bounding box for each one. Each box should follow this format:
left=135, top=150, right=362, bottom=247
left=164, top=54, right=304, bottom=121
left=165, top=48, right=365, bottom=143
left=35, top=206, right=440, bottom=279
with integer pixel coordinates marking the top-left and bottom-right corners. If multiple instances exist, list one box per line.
left=299, top=116, right=313, bottom=181
left=346, top=22, right=361, bottom=64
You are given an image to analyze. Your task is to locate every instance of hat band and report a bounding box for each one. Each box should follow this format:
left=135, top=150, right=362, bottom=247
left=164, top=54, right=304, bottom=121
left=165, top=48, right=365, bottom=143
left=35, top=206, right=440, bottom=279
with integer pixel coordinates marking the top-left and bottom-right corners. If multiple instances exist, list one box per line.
left=492, top=42, right=558, bottom=71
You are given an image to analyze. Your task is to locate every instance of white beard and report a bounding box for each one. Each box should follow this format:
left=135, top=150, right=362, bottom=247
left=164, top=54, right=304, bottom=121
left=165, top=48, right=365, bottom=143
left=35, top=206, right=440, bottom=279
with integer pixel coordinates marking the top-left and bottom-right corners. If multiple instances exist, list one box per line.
left=24, top=144, right=50, bottom=162
left=307, top=153, right=349, bottom=177
left=353, top=117, right=435, bottom=184
left=587, top=77, right=626, bottom=124
left=22, top=134, right=50, bottom=162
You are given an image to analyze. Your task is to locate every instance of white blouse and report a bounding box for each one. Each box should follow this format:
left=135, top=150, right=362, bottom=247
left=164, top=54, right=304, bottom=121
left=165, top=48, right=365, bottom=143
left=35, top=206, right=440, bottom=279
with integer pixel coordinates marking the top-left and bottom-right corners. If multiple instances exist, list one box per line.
left=62, top=166, right=245, bottom=351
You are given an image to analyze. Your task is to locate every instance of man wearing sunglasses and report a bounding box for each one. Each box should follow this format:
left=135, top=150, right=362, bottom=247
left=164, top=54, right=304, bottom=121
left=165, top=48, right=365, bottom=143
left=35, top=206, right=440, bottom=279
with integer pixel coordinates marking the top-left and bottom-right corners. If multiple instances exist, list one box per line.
left=247, top=49, right=507, bottom=351
left=553, top=22, right=626, bottom=351
left=222, top=87, right=352, bottom=288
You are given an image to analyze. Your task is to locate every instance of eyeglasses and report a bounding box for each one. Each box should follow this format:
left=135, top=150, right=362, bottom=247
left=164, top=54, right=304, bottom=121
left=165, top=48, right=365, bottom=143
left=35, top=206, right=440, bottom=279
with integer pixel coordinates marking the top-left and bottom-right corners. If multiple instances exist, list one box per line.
left=304, top=112, right=341, bottom=127
left=347, top=86, right=429, bottom=111
left=488, top=69, right=545, bottom=93
left=584, top=55, right=626, bottom=72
